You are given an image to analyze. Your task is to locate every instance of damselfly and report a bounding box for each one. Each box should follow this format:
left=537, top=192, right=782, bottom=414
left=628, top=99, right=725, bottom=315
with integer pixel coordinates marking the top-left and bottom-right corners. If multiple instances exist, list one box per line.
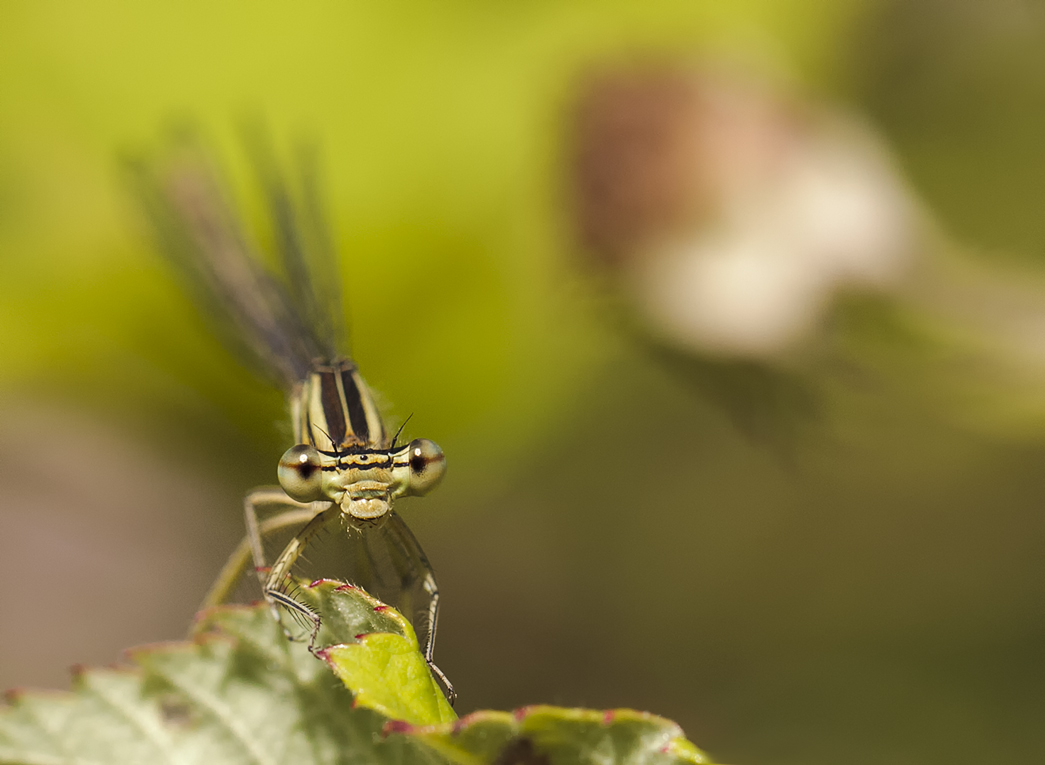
left=130, top=135, right=453, bottom=702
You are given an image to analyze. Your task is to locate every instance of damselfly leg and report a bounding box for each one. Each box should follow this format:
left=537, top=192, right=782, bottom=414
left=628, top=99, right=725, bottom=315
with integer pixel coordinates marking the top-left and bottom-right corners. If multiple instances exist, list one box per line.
left=199, top=485, right=455, bottom=703
left=200, top=490, right=321, bottom=612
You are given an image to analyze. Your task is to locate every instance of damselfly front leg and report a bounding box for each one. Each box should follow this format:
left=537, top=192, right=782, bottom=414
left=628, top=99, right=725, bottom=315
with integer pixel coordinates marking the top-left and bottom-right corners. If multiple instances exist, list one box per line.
left=199, top=488, right=322, bottom=611
left=253, top=496, right=340, bottom=648
left=249, top=489, right=456, bottom=703
left=210, top=485, right=342, bottom=648
left=198, top=485, right=456, bottom=703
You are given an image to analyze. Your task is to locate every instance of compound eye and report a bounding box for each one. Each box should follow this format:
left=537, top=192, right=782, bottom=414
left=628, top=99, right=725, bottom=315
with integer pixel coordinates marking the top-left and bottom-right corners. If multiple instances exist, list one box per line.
left=405, top=438, right=446, bottom=496
left=278, top=444, right=324, bottom=502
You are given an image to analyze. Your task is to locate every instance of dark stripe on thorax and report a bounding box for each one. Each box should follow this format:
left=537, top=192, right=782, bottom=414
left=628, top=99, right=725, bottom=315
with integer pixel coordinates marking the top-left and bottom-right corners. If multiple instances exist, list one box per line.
left=319, top=371, right=347, bottom=446
left=340, top=368, right=370, bottom=444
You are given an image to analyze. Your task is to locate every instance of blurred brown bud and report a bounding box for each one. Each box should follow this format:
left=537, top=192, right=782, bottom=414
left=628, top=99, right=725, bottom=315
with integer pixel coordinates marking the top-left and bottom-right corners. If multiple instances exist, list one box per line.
left=570, top=63, right=916, bottom=357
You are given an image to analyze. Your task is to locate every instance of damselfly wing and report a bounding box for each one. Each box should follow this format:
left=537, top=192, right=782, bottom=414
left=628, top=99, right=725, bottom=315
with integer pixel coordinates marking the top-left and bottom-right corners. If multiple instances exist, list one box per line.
left=129, top=135, right=453, bottom=701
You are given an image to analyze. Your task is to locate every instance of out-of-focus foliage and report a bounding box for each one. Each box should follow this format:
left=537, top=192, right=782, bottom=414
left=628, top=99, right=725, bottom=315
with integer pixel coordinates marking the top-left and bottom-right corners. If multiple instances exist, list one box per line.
left=854, top=0, right=1045, bottom=260
left=0, top=0, right=866, bottom=469
left=409, top=707, right=710, bottom=765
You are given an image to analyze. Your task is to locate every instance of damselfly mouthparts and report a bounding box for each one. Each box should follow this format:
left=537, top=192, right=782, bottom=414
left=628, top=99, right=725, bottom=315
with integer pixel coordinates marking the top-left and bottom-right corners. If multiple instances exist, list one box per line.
left=130, top=135, right=453, bottom=702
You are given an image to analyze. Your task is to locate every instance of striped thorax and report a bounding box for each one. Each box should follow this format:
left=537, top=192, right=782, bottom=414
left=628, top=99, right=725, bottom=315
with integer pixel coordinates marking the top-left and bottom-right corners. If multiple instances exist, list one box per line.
left=278, top=359, right=445, bottom=521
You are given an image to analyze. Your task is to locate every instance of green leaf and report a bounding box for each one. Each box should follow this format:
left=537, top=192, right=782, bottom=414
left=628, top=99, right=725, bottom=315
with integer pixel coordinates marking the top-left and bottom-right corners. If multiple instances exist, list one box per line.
left=299, top=580, right=456, bottom=726
left=0, top=589, right=447, bottom=765
left=320, top=635, right=455, bottom=727
left=0, top=584, right=710, bottom=765
left=402, top=707, right=711, bottom=765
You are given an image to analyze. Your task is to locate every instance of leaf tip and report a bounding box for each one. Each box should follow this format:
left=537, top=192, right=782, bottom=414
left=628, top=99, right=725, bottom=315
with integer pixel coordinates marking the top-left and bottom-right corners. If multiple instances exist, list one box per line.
left=313, top=646, right=332, bottom=662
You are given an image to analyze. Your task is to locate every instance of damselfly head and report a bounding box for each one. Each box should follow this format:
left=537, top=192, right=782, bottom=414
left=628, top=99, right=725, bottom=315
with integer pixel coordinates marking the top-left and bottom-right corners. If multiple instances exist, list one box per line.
left=277, top=437, right=446, bottom=518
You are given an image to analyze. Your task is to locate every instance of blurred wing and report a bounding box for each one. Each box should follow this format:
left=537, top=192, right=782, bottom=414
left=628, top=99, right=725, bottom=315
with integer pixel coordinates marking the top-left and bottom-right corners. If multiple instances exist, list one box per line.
left=345, top=511, right=439, bottom=654
left=243, top=133, right=346, bottom=361
left=127, top=134, right=343, bottom=389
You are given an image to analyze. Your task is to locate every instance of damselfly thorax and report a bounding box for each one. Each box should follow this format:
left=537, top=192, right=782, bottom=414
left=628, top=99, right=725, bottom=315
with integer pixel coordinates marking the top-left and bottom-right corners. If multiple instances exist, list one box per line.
left=279, top=359, right=445, bottom=522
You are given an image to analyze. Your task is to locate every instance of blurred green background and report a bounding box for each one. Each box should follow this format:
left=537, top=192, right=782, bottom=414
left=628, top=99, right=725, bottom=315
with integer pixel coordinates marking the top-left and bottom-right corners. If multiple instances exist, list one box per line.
left=2, top=2, right=1045, bottom=764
